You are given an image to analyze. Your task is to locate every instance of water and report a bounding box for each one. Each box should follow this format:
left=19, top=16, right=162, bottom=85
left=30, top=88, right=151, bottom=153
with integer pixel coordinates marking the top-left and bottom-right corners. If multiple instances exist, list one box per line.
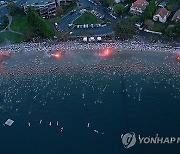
left=0, top=49, right=180, bottom=154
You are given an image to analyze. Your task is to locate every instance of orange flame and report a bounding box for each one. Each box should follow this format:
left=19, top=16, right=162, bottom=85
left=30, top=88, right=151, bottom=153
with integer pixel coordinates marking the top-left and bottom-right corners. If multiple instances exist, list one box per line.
left=99, top=49, right=112, bottom=57
left=51, top=52, right=62, bottom=59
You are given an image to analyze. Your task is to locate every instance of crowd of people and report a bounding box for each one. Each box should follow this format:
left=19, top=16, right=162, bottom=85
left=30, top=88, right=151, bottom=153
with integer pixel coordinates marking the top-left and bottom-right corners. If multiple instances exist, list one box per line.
left=0, top=40, right=179, bottom=55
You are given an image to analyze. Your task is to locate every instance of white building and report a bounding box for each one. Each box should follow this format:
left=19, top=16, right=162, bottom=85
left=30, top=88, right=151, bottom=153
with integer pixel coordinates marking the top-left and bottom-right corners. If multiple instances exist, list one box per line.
left=24, top=0, right=57, bottom=17
left=130, top=0, right=149, bottom=15
left=153, top=7, right=170, bottom=23
left=23, top=0, right=73, bottom=18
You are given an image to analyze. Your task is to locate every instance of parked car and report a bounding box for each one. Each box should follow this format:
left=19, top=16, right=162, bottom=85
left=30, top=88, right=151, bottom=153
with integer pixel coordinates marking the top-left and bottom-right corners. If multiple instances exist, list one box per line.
left=70, top=9, right=76, bottom=15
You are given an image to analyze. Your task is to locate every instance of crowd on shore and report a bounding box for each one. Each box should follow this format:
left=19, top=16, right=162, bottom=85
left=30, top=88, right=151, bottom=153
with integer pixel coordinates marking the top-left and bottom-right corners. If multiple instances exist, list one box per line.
left=0, top=40, right=179, bottom=54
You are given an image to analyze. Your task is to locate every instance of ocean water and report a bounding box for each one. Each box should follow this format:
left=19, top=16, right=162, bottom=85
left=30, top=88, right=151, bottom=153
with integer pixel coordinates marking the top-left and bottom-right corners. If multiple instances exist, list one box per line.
left=0, top=49, right=180, bottom=154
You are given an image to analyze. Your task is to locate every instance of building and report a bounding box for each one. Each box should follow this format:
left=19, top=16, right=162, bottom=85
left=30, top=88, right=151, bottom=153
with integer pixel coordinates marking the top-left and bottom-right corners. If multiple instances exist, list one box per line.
left=172, top=10, right=180, bottom=22
left=24, top=0, right=57, bottom=18
left=153, top=7, right=170, bottom=23
left=0, top=1, right=7, bottom=6
left=158, top=1, right=166, bottom=8
left=130, top=0, right=149, bottom=15
left=56, top=0, right=73, bottom=6
left=23, top=0, right=74, bottom=17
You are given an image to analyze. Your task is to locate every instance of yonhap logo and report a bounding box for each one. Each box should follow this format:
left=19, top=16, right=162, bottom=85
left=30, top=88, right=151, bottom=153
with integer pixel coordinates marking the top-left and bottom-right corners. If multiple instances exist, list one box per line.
left=121, top=132, right=180, bottom=149
left=121, top=132, right=136, bottom=149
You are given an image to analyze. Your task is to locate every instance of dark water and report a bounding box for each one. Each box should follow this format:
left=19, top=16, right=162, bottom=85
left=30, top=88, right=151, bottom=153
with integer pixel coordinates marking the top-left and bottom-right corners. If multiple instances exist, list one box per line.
left=0, top=49, right=180, bottom=154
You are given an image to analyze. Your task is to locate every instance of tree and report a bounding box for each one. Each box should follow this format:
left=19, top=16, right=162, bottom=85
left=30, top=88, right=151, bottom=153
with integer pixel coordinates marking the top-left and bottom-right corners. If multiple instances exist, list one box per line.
left=149, top=0, right=156, bottom=13
left=27, top=7, right=53, bottom=38
left=56, top=6, right=64, bottom=16
left=57, top=31, right=70, bottom=41
left=174, top=21, right=180, bottom=39
left=143, top=0, right=156, bottom=19
left=113, top=4, right=124, bottom=15
left=144, top=19, right=154, bottom=29
left=8, top=2, right=24, bottom=16
left=130, top=15, right=140, bottom=24
left=113, top=19, right=136, bottom=40
left=101, top=0, right=114, bottom=7
left=24, top=28, right=36, bottom=41
left=143, top=5, right=152, bottom=19
left=107, top=0, right=115, bottom=6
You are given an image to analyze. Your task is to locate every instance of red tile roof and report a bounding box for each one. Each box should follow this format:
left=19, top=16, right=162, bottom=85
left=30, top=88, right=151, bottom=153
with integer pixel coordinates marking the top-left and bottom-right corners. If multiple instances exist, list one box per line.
left=131, top=0, right=149, bottom=11
left=154, top=7, right=170, bottom=18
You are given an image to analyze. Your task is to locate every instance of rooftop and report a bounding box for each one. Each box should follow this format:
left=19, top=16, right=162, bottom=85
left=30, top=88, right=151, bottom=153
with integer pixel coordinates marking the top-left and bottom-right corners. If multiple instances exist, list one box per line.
left=131, top=0, right=149, bottom=10
left=154, top=7, right=170, bottom=18
left=24, top=0, right=55, bottom=6
left=172, top=10, right=180, bottom=21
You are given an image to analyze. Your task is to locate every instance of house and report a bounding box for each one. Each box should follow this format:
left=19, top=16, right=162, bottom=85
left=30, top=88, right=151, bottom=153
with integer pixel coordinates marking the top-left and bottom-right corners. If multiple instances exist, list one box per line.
left=24, top=0, right=57, bottom=18
left=172, top=10, right=180, bottom=22
left=153, top=7, right=170, bottom=23
left=56, top=0, right=73, bottom=6
left=130, top=0, right=149, bottom=15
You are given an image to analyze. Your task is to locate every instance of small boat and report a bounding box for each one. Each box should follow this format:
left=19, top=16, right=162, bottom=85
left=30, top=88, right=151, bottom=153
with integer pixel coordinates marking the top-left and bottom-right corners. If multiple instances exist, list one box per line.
left=94, top=130, right=99, bottom=133
left=87, top=123, right=90, bottom=127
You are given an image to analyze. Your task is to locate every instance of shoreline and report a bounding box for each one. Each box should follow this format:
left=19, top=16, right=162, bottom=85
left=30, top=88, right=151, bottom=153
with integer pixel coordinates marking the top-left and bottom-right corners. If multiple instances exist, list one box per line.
left=0, top=41, right=179, bottom=55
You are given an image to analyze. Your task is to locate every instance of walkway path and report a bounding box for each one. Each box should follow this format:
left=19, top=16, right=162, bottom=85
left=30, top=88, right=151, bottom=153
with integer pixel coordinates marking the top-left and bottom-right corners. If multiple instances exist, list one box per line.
left=0, top=14, right=23, bottom=35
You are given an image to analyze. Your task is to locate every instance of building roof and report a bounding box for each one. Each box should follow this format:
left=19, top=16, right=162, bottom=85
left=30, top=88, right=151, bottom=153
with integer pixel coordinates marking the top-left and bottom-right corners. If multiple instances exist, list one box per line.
left=115, top=0, right=120, bottom=3
left=131, top=0, right=149, bottom=11
left=172, top=10, right=180, bottom=21
left=158, top=1, right=166, bottom=7
left=24, top=0, right=55, bottom=6
left=154, top=7, right=170, bottom=18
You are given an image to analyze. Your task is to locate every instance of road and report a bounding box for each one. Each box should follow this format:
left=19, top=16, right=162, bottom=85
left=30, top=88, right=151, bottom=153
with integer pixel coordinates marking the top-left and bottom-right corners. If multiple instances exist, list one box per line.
left=58, top=0, right=116, bottom=36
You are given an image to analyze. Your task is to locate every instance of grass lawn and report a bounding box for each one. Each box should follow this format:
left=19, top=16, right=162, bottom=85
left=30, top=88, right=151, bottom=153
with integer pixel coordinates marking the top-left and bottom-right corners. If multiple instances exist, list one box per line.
left=47, top=16, right=61, bottom=24
left=46, top=15, right=61, bottom=30
left=0, top=31, right=24, bottom=44
left=74, top=13, right=103, bottom=25
left=11, top=14, right=33, bottom=33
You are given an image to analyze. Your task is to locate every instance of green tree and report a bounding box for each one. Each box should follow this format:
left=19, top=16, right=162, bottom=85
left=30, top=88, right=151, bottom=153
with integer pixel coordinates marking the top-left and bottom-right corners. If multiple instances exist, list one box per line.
left=144, top=19, right=154, bottom=29
left=27, top=7, right=53, bottom=38
left=8, top=2, right=24, bottom=16
left=143, top=0, right=156, bottom=19
left=113, top=4, right=124, bottom=15
left=113, top=19, right=136, bottom=40
left=165, top=26, right=174, bottom=37
left=107, top=0, right=115, bottom=6
left=101, top=0, right=114, bottom=7
left=149, top=0, right=156, bottom=14
left=175, top=21, right=180, bottom=38
left=130, top=15, right=140, bottom=24
left=143, top=5, right=152, bottom=19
